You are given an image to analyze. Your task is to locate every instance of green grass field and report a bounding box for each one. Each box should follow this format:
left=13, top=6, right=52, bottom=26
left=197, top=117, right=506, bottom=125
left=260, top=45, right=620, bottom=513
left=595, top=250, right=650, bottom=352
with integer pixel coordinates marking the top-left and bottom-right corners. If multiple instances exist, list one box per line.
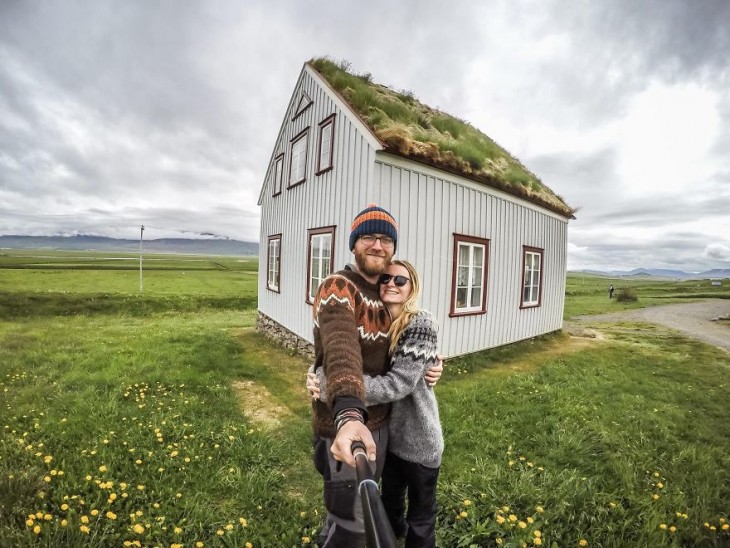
left=1, top=250, right=728, bottom=547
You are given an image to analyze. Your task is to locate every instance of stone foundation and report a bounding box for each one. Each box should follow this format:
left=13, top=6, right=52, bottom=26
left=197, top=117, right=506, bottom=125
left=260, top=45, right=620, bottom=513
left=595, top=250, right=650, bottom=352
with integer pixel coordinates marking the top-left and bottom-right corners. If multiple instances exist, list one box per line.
left=256, top=311, right=315, bottom=361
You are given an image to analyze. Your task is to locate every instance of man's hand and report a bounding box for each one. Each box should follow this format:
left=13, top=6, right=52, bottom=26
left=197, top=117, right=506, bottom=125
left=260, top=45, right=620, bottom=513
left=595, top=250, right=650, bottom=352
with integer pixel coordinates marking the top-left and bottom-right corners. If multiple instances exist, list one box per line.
left=425, top=354, right=444, bottom=387
left=330, top=421, right=376, bottom=467
left=306, top=371, right=321, bottom=400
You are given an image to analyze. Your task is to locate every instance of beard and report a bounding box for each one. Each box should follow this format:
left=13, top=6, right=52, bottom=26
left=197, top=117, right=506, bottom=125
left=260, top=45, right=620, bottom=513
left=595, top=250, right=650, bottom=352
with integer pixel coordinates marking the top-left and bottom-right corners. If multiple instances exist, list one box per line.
left=354, top=247, right=391, bottom=277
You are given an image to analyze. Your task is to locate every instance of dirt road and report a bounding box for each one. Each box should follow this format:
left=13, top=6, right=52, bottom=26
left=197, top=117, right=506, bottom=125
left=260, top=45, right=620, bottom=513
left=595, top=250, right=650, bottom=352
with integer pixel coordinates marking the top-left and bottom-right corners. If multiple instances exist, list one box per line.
left=572, top=299, right=730, bottom=352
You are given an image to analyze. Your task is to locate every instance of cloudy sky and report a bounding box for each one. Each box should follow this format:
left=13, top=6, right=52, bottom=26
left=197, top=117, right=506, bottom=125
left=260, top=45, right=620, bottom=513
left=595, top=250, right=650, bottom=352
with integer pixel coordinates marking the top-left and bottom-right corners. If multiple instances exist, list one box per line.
left=1, top=1, right=728, bottom=272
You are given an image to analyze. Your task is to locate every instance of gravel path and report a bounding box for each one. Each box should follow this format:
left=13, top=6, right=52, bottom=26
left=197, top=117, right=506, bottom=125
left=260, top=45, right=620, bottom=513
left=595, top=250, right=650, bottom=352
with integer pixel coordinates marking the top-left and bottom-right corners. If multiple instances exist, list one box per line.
left=572, top=299, right=730, bottom=352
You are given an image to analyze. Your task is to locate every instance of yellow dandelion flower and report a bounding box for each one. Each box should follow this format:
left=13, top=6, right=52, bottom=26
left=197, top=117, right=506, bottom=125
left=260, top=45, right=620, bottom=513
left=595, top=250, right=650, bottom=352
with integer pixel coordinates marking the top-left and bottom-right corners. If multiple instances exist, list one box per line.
left=36, top=512, right=43, bottom=519
left=527, top=517, right=534, bottom=524
left=652, top=494, right=660, bottom=500
left=721, top=524, right=729, bottom=531
left=720, top=518, right=726, bottom=524
left=216, top=529, right=224, bottom=536
left=106, top=511, right=117, bottom=520
left=240, top=518, right=248, bottom=527
left=176, top=492, right=182, bottom=498
left=43, top=514, right=52, bottom=521
left=137, top=485, right=145, bottom=491
left=463, top=499, right=472, bottom=506
left=302, top=536, right=311, bottom=544
left=535, top=506, right=544, bottom=513
left=91, top=509, right=99, bottom=516
left=502, top=506, right=510, bottom=512
left=26, top=518, right=34, bottom=527
left=80, top=525, right=90, bottom=534
left=519, top=521, right=527, bottom=529
left=171, top=544, right=183, bottom=548
left=43, top=476, right=51, bottom=482
left=33, top=525, right=41, bottom=534
left=496, top=540, right=503, bottom=545
left=124, top=542, right=132, bottom=547
left=460, top=511, right=468, bottom=518
left=85, top=475, right=92, bottom=481
left=659, top=524, right=667, bottom=530
left=61, top=519, right=68, bottom=527
left=109, top=493, right=117, bottom=501
left=44, top=455, right=52, bottom=464
left=669, top=526, right=676, bottom=533
left=81, top=516, right=89, bottom=524
left=133, top=524, right=145, bottom=534
left=196, top=543, right=204, bottom=547
left=534, top=530, right=542, bottom=537
left=579, top=540, right=588, bottom=547
left=174, top=527, right=182, bottom=534
left=99, top=465, right=107, bottom=473
left=509, top=514, right=518, bottom=522
left=656, top=482, right=663, bottom=489
left=61, top=504, right=69, bottom=511
left=534, top=539, right=542, bottom=546
left=225, top=523, right=234, bottom=531
left=245, top=543, right=253, bottom=548
left=135, top=460, right=142, bottom=465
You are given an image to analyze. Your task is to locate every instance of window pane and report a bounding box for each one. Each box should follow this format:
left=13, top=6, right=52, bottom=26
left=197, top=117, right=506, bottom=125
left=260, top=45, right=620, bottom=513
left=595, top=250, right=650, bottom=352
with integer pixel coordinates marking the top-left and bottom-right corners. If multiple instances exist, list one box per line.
left=456, top=287, right=467, bottom=308
left=311, top=257, right=320, bottom=279
left=470, top=287, right=481, bottom=308
left=457, top=265, right=469, bottom=287
left=322, top=235, right=331, bottom=255
left=458, top=244, right=470, bottom=267
left=473, top=245, right=483, bottom=266
left=312, top=235, right=321, bottom=257
left=472, top=267, right=482, bottom=287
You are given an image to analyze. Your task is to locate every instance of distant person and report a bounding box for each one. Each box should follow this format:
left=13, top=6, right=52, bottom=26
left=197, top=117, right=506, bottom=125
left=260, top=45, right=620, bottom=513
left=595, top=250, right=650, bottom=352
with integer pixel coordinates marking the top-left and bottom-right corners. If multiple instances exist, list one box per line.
left=310, top=259, right=443, bottom=547
left=609, top=284, right=615, bottom=299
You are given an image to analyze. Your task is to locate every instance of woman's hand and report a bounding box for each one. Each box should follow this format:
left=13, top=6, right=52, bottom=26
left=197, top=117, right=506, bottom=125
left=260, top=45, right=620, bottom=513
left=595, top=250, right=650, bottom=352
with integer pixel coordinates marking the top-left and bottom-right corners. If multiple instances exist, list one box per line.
left=425, top=354, right=444, bottom=387
left=307, top=371, right=321, bottom=400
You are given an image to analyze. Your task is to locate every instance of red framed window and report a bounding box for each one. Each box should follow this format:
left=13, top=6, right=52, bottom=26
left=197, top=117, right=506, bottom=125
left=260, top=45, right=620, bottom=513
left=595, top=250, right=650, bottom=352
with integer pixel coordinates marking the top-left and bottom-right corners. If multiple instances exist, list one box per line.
left=272, top=154, right=284, bottom=196
left=288, top=128, right=309, bottom=188
left=307, top=226, right=335, bottom=303
left=450, top=234, right=489, bottom=316
left=521, top=246, right=543, bottom=308
left=266, top=235, right=281, bottom=292
left=316, top=114, right=336, bottom=175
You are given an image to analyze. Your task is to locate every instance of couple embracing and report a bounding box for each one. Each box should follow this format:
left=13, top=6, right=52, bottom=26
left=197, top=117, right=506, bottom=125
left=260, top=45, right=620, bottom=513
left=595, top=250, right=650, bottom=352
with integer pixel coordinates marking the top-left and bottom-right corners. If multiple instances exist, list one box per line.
left=308, top=204, right=444, bottom=547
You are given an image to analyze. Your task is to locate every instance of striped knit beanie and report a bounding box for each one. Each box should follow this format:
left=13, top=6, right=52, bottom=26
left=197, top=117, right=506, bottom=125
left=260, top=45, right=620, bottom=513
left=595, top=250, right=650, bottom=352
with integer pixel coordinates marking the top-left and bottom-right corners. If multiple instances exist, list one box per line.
left=349, top=204, right=398, bottom=251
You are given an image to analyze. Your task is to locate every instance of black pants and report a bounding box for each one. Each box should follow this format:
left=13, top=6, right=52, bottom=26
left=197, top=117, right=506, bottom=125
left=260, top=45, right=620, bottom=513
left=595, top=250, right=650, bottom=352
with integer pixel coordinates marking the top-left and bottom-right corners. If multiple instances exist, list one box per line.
left=381, top=451, right=440, bottom=548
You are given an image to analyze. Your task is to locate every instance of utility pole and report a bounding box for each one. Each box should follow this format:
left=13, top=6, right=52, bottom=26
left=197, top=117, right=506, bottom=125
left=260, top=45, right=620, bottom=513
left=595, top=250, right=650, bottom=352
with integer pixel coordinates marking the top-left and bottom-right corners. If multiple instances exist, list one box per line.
left=139, top=225, right=144, bottom=293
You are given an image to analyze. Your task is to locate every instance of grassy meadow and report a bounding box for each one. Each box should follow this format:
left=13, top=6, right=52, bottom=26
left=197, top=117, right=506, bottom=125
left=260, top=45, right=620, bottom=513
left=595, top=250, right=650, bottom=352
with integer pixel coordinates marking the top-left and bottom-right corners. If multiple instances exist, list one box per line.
left=1, top=250, right=728, bottom=547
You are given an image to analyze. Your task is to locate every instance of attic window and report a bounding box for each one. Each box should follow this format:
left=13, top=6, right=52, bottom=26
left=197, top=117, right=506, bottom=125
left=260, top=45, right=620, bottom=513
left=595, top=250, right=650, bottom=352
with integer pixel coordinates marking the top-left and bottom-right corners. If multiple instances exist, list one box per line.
left=450, top=234, right=489, bottom=317
left=272, top=154, right=284, bottom=196
left=293, top=91, right=313, bottom=120
left=316, top=114, right=336, bottom=175
left=288, top=128, right=309, bottom=188
left=521, top=246, right=543, bottom=308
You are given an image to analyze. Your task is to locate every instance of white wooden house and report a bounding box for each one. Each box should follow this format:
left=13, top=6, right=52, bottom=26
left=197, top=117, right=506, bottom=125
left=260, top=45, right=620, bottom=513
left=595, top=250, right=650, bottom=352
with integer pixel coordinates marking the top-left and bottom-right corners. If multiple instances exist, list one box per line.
left=256, top=59, right=574, bottom=358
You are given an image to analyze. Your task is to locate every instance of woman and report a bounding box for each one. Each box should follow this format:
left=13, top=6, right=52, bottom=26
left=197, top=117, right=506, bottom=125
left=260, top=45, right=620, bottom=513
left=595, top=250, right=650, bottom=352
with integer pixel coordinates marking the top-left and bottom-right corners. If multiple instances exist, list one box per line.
left=308, top=259, right=443, bottom=547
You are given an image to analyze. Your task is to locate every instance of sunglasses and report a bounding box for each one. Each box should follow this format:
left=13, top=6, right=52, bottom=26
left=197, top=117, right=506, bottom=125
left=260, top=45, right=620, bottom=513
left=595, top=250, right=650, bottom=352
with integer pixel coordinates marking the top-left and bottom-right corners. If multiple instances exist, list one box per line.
left=379, top=274, right=410, bottom=287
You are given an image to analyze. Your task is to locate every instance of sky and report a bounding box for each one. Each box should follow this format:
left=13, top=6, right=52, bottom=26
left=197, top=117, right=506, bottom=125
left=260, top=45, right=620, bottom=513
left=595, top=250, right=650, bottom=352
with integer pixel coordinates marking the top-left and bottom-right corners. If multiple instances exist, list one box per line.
left=1, top=1, right=729, bottom=272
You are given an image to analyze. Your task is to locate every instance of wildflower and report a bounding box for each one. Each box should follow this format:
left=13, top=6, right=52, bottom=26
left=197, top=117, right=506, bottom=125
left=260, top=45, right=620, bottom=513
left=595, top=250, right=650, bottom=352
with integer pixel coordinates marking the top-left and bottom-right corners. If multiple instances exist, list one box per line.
left=91, top=509, right=99, bottom=516
left=669, top=526, right=676, bottom=533
left=106, top=511, right=117, bottom=520
left=43, top=476, right=51, bottom=482
left=196, top=543, right=204, bottom=547
left=133, top=524, right=145, bottom=534
left=463, top=499, right=472, bottom=506
left=240, top=518, right=248, bottom=527
left=61, top=504, right=69, bottom=511
left=652, top=494, right=660, bottom=500
left=171, top=544, right=183, bottom=548
left=579, top=540, right=588, bottom=546
left=496, top=515, right=506, bottom=524
left=460, top=511, right=468, bottom=518
left=80, top=525, right=90, bottom=534
left=496, top=540, right=503, bottom=545
left=509, top=514, right=518, bottom=523
left=135, top=460, right=142, bottom=465
left=502, top=506, right=510, bottom=512
left=44, top=455, right=52, bottom=464
left=534, top=530, right=542, bottom=537
left=61, top=519, right=68, bottom=527
left=109, top=493, right=117, bottom=501
left=216, top=529, right=224, bottom=536
left=519, top=521, right=527, bottom=528
left=721, top=524, right=729, bottom=531
left=33, top=525, right=41, bottom=534
left=535, top=506, right=544, bottom=513
left=81, top=516, right=89, bottom=524
left=527, top=517, right=534, bottom=524
left=653, top=472, right=660, bottom=477
left=246, top=543, right=253, bottom=548
left=534, top=539, right=542, bottom=546
left=85, top=475, right=92, bottom=481
left=225, top=523, right=234, bottom=531
left=99, top=465, right=108, bottom=473
left=303, top=537, right=311, bottom=544
left=137, top=485, right=145, bottom=491
left=36, top=512, right=43, bottom=519
left=176, top=492, right=182, bottom=498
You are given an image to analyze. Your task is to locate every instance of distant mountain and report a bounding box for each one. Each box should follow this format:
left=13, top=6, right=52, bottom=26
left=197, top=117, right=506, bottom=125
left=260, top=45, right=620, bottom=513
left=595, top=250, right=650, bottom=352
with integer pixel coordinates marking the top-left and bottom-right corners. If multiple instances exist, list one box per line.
left=573, top=267, right=730, bottom=280
left=0, top=235, right=258, bottom=256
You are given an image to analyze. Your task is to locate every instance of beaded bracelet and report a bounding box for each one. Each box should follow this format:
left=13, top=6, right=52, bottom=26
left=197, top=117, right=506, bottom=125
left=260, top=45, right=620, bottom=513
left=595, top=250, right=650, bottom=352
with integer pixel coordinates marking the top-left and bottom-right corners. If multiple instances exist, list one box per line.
left=334, top=408, right=364, bottom=431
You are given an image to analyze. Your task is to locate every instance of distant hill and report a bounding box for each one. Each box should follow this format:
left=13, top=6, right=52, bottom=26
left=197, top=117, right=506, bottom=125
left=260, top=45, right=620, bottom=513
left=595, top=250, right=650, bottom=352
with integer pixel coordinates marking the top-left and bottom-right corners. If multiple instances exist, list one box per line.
left=0, top=235, right=258, bottom=256
left=573, top=267, right=730, bottom=280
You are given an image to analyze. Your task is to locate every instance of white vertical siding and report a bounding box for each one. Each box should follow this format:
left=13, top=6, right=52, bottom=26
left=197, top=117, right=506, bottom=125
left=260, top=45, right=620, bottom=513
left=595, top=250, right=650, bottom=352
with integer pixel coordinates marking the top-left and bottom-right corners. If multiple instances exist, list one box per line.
left=258, top=67, right=380, bottom=342
left=370, top=156, right=568, bottom=357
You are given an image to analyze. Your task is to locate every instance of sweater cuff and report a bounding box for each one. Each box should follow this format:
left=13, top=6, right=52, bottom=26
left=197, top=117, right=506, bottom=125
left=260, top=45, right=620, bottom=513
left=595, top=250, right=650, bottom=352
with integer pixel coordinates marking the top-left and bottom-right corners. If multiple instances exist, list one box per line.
left=332, top=396, right=369, bottom=423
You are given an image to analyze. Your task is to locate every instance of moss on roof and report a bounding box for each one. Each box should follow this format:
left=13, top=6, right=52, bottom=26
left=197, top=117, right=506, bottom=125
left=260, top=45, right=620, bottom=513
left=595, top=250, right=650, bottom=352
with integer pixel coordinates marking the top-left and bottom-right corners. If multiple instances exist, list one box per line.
left=309, top=57, right=574, bottom=218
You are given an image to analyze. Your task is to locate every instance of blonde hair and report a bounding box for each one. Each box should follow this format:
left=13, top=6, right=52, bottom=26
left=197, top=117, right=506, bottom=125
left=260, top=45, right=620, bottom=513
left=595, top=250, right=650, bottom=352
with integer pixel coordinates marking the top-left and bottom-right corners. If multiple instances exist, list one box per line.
left=387, top=260, right=422, bottom=355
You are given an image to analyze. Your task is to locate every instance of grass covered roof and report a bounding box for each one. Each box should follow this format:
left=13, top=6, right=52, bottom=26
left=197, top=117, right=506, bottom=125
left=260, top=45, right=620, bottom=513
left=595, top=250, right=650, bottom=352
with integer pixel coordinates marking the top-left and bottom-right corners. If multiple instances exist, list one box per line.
left=309, top=57, right=574, bottom=218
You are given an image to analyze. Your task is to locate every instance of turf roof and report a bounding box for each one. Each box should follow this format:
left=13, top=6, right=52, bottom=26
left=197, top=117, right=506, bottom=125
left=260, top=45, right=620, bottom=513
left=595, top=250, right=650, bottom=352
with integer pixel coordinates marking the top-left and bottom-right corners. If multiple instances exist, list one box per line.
left=309, top=57, right=574, bottom=218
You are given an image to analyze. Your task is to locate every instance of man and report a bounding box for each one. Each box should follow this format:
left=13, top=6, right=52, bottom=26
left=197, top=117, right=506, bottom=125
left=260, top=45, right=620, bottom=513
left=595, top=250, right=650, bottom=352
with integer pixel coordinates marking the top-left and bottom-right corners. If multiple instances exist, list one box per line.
left=311, top=204, right=441, bottom=546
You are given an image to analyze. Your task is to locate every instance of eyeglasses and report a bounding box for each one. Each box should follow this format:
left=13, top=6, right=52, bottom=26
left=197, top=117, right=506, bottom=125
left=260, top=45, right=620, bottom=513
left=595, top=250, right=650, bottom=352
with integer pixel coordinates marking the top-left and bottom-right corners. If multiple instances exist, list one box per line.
left=359, top=234, right=395, bottom=248
left=379, top=274, right=410, bottom=287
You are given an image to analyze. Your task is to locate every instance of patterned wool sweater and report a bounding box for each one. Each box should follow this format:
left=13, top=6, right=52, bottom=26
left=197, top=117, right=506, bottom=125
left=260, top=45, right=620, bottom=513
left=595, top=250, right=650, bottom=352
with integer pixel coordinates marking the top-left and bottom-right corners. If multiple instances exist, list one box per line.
left=312, top=267, right=392, bottom=438
left=315, top=311, right=443, bottom=467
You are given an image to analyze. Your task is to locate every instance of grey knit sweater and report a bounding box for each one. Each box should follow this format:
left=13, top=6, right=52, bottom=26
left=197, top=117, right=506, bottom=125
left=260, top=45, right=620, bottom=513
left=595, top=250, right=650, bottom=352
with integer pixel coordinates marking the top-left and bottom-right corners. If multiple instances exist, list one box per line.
left=315, top=310, right=444, bottom=468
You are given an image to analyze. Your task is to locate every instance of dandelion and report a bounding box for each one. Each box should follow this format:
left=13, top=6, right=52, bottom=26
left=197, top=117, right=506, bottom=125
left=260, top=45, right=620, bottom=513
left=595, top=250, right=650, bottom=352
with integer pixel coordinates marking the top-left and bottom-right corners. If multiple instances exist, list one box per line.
left=81, top=515, right=89, bottom=524
left=519, top=521, right=527, bottom=528
left=43, top=476, right=51, bottom=482
left=669, top=526, right=676, bottom=533
left=44, top=455, right=52, bottom=464
left=91, top=509, right=99, bottom=516
left=216, top=529, right=224, bottom=536
left=302, top=537, right=311, bottom=544
left=33, top=525, right=41, bottom=534
left=85, top=475, right=92, bottom=481
left=61, top=504, right=69, bottom=511
left=135, top=460, right=142, bottom=465
left=246, top=543, right=253, bottom=548
left=534, top=539, right=542, bottom=546
left=721, top=524, right=729, bottom=531
left=460, top=511, right=468, bottom=518
left=527, top=517, right=534, bottom=524
left=133, top=524, right=145, bottom=534
left=171, top=544, right=183, bottom=548
left=137, top=485, right=145, bottom=491
left=240, top=518, right=248, bottom=527
left=196, top=543, right=204, bottom=547
left=534, top=530, right=542, bottom=537
left=61, top=519, right=68, bottom=527
left=106, top=511, right=117, bottom=520
left=496, top=540, right=503, bottom=545
left=496, top=515, right=506, bottom=524
left=509, top=514, right=518, bottom=523
left=463, top=499, right=472, bottom=506
left=535, top=506, right=544, bottom=513
left=225, top=523, right=234, bottom=531
left=652, top=494, right=660, bottom=500
left=578, top=540, right=588, bottom=546
left=80, top=525, right=90, bottom=534
left=99, top=465, right=108, bottom=472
